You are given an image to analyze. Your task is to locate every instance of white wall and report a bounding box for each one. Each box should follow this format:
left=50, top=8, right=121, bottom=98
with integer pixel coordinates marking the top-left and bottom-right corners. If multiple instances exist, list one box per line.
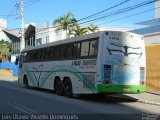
left=0, top=19, right=7, bottom=41
left=144, top=33, right=160, bottom=45
left=36, top=23, right=49, bottom=45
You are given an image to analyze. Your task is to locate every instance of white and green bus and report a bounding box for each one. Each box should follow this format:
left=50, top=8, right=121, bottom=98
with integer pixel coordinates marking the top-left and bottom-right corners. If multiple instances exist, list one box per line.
left=17, top=31, right=146, bottom=97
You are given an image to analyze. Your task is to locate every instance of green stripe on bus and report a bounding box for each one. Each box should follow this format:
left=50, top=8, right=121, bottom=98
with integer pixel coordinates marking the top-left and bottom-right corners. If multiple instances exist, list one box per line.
left=97, top=84, right=145, bottom=93
left=40, top=68, right=83, bottom=87
left=40, top=68, right=97, bottom=93
left=24, top=67, right=36, bottom=86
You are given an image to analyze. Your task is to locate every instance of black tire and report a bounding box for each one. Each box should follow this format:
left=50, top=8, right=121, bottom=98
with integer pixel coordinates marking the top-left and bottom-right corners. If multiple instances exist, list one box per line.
left=23, top=75, right=29, bottom=89
left=54, top=77, right=64, bottom=95
left=64, top=78, right=73, bottom=98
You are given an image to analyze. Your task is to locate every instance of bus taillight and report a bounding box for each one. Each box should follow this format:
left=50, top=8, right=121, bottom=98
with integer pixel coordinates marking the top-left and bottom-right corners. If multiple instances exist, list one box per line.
left=141, top=81, right=145, bottom=85
left=140, top=67, right=145, bottom=71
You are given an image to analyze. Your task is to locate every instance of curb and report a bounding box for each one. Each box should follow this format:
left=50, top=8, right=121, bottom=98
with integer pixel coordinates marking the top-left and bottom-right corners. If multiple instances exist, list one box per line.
left=109, top=95, right=160, bottom=106
left=138, top=100, right=160, bottom=106
left=146, top=91, right=160, bottom=96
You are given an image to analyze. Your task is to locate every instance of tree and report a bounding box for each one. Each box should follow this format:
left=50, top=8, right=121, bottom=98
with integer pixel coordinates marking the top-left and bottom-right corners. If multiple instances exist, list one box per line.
left=0, top=39, right=11, bottom=62
left=53, top=12, right=99, bottom=38
left=88, top=24, right=99, bottom=33
left=68, top=24, right=99, bottom=37
left=68, top=25, right=89, bottom=36
left=53, top=12, right=77, bottom=38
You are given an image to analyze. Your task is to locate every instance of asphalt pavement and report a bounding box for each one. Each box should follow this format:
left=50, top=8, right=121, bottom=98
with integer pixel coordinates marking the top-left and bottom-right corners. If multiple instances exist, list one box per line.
left=0, top=75, right=160, bottom=106
left=0, top=75, right=160, bottom=120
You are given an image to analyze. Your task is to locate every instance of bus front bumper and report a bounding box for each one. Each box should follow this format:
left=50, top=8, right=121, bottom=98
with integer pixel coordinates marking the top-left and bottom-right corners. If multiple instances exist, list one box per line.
left=97, top=84, right=146, bottom=94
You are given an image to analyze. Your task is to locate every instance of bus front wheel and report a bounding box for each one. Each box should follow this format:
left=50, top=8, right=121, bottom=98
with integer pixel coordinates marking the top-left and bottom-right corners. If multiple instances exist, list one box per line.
left=23, top=75, right=29, bottom=89
left=63, top=78, right=73, bottom=98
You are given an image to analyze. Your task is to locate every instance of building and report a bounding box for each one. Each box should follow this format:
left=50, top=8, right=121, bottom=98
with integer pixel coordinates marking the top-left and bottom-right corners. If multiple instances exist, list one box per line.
left=0, top=19, right=7, bottom=41
left=131, top=0, right=160, bottom=44
left=35, top=24, right=128, bottom=47
left=2, top=28, right=21, bottom=62
left=25, top=24, right=35, bottom=47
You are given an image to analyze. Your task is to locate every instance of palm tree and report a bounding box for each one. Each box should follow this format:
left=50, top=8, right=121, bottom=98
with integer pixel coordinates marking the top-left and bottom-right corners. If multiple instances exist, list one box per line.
left=69, top=25, right=89, bottom=37
left=53, top=12, right=77, bottom=38
left=88, top=24, right=99, bottom=33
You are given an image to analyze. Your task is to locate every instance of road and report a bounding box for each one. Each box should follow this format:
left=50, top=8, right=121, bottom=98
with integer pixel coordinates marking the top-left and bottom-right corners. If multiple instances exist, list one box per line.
left=0, top=80, right=159, bottom=120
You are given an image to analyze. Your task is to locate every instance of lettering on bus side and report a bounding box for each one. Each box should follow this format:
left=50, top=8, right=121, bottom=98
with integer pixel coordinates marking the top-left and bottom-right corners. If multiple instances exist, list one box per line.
left=82, top=60, right=96, bottom=66
left=72, top=60, right=96, bottom=66
left=72, top=60, right=81, bottom=66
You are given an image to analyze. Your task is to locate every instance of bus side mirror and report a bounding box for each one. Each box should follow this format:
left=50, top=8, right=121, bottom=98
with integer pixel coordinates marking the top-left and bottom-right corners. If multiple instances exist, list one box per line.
left=15, top=57, right=19, bottom=65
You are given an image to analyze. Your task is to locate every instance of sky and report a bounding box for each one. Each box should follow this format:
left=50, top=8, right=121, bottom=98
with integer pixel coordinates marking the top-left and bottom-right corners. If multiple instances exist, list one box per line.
left=0, top=0, right=155, bottom=30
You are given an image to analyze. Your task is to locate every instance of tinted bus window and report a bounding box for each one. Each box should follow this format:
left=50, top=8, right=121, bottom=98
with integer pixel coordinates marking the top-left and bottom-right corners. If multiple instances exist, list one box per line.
left=65, top=44, right=73, bottom=58
left=73, top=43, right=81, bottom=58
left=54, top=46, right=60, bottom=59
left=60, top=45, right=65, bottom=58
left=81, top=41, right=89, bottom=57
left=89, top=40, right=98, bottom=56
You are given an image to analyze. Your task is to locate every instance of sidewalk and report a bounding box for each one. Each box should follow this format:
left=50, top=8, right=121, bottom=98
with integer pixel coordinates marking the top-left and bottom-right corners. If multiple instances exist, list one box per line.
left=111, top=92, right=160, bottom=106
left=126, top=92, right=160, bottom=106
left=0, top=75, right=18, bottom=82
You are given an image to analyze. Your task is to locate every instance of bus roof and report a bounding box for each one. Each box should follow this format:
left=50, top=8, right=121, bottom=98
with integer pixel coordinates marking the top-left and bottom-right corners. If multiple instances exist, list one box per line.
left=21, top=31, right=125, bottom=52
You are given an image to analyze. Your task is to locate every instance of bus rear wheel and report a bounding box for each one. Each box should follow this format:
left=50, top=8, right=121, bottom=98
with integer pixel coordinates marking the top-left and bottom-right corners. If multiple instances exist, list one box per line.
left=54, top=77, right=64, bottom=95
left=64, top=78, right=73, bottom=98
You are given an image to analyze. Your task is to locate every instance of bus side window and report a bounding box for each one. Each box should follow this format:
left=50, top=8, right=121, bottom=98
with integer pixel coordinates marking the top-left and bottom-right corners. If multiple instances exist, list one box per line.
left=60, top=45, right=65, bottom=58
left=26, top=52, right=30, bottom=62
left=73, top=43, right=81, bottom=58
left=81, top=41, right=89, bottom=57
left=50, top=47, right=54, bottom=60
left=37, top=49, right=42, bottom=61
left=65, top=44, right=73, bottom=58
left=44, top=48, right=50, bottom=61
left=41, top=49, right=45, bottom=61
left=54, top=46, right=60, bottom=59
left=23, top=52, right=27, bottom=62
left=89, top=40, right=98, bottom=56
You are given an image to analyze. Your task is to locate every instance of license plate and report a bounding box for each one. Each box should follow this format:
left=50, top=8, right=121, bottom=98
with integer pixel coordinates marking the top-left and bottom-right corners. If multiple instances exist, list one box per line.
left=123, top=88, right=130, bottom=92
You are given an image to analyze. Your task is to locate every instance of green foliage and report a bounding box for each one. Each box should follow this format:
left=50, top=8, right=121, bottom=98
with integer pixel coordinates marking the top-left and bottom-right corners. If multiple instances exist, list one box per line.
left=53, top=12, right=77, bottom=37
left=0, top=39, right=12, bottom=61
left=68, top=25, right=89, bottom=36
left=87, top=24, right=99, bottom=32
left=53, top=12, right=99, bottom=38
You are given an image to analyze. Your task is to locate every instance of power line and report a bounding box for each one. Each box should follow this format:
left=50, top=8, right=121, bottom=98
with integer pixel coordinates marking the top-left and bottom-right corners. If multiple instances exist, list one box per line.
left=33, top=0, right=156, bottom=34
left=78, top=0, right=156, bottom=25
left=0, top=0, right=20, bottom=27
left=78, top=0, right=131, bottom=22
left=25, top=0, right=41, bottom=7
left=97, top=6, right=160, bottom=26
left=3, top=0, right=158, bottom=40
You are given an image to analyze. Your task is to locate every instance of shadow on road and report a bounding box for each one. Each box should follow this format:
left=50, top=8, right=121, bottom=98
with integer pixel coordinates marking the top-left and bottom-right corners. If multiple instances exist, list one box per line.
left=77, top=94, right=138, bottom=103
left=23, top=85, right=138, bottom=104
left=0, top=79, right=138, bottom=104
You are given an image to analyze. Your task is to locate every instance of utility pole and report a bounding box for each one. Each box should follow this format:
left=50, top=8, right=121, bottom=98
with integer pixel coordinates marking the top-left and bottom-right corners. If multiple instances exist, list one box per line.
left=20, top=0, right=25, bottom=51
